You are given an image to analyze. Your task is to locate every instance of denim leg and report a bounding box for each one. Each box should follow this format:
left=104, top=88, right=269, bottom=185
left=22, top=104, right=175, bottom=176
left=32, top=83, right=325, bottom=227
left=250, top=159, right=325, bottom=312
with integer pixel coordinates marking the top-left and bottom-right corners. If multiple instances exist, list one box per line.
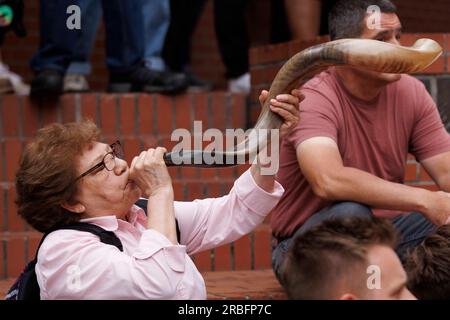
left=67, top=0, right=102, bottom=75
left=391, top=212, right=436, bottom=263
left=30, top=0, right=82, bottom=72
left=142, top=0, right=170, bottom=71
left=101, top=0, right=144, bottom=74
left=272, top=201, right=373, bottom=282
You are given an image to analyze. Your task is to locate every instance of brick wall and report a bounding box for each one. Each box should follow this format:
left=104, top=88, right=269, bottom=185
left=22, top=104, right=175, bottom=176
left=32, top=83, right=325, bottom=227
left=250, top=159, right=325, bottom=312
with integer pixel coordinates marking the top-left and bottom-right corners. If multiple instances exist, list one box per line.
left=1, top=1, right=449, bottom=93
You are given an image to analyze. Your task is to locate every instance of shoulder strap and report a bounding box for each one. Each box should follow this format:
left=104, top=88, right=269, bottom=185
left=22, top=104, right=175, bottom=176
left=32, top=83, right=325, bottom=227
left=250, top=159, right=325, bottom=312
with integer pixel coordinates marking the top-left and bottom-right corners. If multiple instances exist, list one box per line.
left=135, top=198, right=181, bottom=243
left=35, top=222, right=123, bottom=260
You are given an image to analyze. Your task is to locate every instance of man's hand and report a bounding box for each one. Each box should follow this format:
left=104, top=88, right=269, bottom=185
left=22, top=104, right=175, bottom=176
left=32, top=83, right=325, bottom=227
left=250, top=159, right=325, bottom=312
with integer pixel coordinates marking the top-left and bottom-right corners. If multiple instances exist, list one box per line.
left=259, top=89, right=304, bottom=139
left=422, top=191, right=450, bottom=226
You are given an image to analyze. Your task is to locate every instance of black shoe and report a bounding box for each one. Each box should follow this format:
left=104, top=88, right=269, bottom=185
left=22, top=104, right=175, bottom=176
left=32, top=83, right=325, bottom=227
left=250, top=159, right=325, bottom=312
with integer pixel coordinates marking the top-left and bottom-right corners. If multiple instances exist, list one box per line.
left=30, top=69, right=64, bottom=96
left=185, top=69, right=214, bottom=93
left=108, top=67, right=189, bottom=95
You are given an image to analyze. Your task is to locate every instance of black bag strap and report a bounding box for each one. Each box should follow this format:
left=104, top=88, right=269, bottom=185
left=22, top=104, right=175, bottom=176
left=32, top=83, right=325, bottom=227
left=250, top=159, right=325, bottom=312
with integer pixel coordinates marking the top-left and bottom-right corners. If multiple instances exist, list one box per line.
left=135, top=198, right=181, bottom=243
left=35, top=222, right=123, bottom=261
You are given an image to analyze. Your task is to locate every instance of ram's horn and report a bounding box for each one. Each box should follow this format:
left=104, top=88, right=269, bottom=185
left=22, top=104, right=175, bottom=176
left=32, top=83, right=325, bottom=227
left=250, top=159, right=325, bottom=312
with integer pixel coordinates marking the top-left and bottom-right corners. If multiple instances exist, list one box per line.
left=163, top=38, right=442, bottom=167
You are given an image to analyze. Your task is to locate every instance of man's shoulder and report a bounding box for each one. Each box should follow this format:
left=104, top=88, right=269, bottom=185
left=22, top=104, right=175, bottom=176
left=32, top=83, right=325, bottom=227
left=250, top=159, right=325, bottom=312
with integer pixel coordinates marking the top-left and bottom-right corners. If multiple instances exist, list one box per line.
left=392, top=74, right=428, bottom=94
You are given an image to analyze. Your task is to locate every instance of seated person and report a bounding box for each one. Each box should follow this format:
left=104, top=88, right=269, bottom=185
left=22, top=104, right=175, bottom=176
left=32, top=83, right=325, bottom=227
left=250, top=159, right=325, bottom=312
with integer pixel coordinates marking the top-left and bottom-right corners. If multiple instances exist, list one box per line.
left=281, top=217, right=416, bottom=300
left=404, top=225, right=450, bottom=300
left=14, top=90, right=301, bottom=299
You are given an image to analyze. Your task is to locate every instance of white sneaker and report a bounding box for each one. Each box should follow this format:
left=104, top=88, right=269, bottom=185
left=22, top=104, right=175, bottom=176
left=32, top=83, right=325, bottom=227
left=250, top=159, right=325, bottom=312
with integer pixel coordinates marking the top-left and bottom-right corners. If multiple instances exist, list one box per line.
left=228, top=72, right=250, bottom=94
left=0, top=61, right=30, bottom=95
left=64, top=73, right=89, bottom=92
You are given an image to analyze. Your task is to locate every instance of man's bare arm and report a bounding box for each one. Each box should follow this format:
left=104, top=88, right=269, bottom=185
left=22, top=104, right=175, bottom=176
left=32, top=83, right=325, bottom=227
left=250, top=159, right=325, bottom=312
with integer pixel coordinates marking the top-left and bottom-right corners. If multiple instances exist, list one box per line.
left=297, top=137, right=450, bottom=225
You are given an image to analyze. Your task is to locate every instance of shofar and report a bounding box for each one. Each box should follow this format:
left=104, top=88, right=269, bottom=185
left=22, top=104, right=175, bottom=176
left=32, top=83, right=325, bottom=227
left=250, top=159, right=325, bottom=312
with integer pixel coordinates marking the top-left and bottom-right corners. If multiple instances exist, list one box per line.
left=164, top=38, right=443, bottom=167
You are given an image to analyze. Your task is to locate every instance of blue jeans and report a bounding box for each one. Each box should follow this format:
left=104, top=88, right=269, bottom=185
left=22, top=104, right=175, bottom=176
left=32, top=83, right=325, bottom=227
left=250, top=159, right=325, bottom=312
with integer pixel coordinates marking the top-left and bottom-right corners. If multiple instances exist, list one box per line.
left=142, top=0, right=170, bottom=72
left=31, top=0, right=144, bottom=74
left=66, top=0, right=102, bottom=75
left=271, top=202, right=436, bottom=281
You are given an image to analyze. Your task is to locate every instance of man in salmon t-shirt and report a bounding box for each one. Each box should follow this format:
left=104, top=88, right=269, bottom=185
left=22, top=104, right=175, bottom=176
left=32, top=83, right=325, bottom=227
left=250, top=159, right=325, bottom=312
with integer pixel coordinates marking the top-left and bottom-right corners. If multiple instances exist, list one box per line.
left=272, top=0, right=450, bottom=280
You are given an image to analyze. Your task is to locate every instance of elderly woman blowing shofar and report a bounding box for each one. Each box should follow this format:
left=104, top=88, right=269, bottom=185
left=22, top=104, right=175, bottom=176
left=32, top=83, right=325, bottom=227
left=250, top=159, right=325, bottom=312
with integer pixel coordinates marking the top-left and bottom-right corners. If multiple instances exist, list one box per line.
left=14, top=89, right=302, bottom=299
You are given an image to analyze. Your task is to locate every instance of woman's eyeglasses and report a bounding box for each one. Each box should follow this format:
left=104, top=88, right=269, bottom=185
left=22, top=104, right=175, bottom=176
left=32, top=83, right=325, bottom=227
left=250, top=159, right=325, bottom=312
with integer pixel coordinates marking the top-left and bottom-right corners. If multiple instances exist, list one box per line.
left=75, top=140, right=124, bottom=181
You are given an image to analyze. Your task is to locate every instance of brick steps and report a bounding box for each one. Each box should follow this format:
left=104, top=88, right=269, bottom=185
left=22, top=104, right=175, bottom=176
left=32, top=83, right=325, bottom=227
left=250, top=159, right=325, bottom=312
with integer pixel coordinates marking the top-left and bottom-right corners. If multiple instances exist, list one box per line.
left=0, top=269, right=286, bottom=300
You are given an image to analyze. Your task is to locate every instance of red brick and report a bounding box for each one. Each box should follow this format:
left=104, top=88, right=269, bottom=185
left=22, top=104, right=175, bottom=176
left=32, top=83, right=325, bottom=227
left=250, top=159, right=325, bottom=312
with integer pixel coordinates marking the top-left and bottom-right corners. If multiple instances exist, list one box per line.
left=204, top=182, right=223, bottom=198
left=192, top=92, right=210, bottom=124
left=214, top=245, right=231, bottom=271
left=60, top=94, right=76, bottom=123
left=137, top=94, right=154, bottom=135
left=4, top=139, right=22, bottom=182
left=6, top=238, right=25, bottom=278
left=233, top=235, right=252, bottom=270
left=253, top=225, right=272, bottom=270
left=26, top=235, right=41, bottom=262
left=193, top=250, right=212, bottom=272
left=7, top=187, right=24, bottom=232
left=179, top=167, right=199, bottom=180
left=99, top=94, right=117, bottom=136
left=80, top=93, right=98, bottom=124
left=200, top=167, right=219, bottom=181
left=404, top=163, right=418, bottom=181
left=119, top=94, right=136, bottom=135
left=22, top=97, right=40, bottom=137
left=122, top=138, right=141, bottom=165
left=210, top=92, right=227, bottom=130
left=418, top=166, right=433, bottom=181
left=412, top=184, right=439, bottom=192
left=0, top=239, right=4, bottom=278
left=174, top=95, right=192, bottom=130
left=237, top=164, right=251, bottom=176
left=172, top=181, right=185, bottom=201
left=1, top=95, right=20, bottom=136
left=231, top=94, right=247, bottom=129
left=154, top=94, right=173, bottom=134
left=186, top=182, right=205, bottom=201
left=249, top=42, right=289, bottom=65
left=40, top=98, right=59, bottom=126
left=140, top=134, right=159, bottom=150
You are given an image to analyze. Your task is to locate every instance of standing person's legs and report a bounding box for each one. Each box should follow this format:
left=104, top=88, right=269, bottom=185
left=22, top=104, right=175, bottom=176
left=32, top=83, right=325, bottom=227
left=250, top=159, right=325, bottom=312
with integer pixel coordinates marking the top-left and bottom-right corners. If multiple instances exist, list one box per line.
left=142, top=0, right=170, bottom=72
left=30, top=0, right=81, bottom=95
left=272, top=202, right=373, bottom=281
left=213, top=0, right=250, bottom=93
left=66, top=0, right=102, bottom=76
left=391, top=212, right=436, bottom=262
left=101, top=0, right=143, bottom=75
left=163, top=0, right=207, bottom=72
left=65, top=0, right=102, bottom=92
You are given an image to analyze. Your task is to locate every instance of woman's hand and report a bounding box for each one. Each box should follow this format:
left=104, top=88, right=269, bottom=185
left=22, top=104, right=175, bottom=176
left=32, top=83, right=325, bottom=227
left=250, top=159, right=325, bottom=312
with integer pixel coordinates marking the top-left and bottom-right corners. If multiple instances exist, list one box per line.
left=129, top=147, right=173, bottom=198
left=258, top=89, right=304, bottom=139
left=130, top=147, right=177, bottom=244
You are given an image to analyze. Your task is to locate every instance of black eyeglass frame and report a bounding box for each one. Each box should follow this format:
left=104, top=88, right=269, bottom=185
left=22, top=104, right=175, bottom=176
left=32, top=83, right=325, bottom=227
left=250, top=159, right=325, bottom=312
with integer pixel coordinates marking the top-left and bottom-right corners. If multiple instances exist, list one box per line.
left=74, top=140, right=123, bottom=181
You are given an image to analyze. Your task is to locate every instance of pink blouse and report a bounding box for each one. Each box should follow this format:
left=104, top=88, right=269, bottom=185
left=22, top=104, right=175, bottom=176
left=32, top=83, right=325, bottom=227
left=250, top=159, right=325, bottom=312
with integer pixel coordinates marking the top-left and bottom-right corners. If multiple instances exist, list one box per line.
left=35, top=169, right=284, bottom=299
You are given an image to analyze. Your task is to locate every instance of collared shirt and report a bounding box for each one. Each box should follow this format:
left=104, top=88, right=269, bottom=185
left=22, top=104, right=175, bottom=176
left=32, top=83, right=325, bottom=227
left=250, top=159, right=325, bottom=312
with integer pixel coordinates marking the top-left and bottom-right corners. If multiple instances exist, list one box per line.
left=36, top=169, right=284, bottom=299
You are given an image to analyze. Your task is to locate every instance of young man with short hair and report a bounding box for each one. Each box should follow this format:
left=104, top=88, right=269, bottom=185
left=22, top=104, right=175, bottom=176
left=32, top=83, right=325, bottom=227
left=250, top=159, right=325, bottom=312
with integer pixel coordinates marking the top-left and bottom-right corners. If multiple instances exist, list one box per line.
left=282, top=217, right=415, bottom=300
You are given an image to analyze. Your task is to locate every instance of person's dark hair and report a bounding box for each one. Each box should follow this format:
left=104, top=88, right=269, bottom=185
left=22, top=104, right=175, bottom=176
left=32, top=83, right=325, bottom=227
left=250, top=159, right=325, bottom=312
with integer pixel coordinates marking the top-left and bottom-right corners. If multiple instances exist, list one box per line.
left=281, top=217, right=398, bottom=299
left=404, top=225, right=450, bottom=300
left=15, top=120, right=100, bottom=232
left=328, top=0, right=397, bottom=40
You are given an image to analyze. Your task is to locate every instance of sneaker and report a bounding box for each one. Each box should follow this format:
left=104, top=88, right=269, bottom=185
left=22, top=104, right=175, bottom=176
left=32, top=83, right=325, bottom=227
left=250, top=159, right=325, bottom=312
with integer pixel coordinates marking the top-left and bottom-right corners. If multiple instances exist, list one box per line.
left=30, top=69, right=63, bottom=96
left=228, top=72, right=251, bottom=94
left=0, top=61, right=29, bottom=95
left=64, top=73, right=89, bottom=92
left=108, top=66, right=189, bottom=95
